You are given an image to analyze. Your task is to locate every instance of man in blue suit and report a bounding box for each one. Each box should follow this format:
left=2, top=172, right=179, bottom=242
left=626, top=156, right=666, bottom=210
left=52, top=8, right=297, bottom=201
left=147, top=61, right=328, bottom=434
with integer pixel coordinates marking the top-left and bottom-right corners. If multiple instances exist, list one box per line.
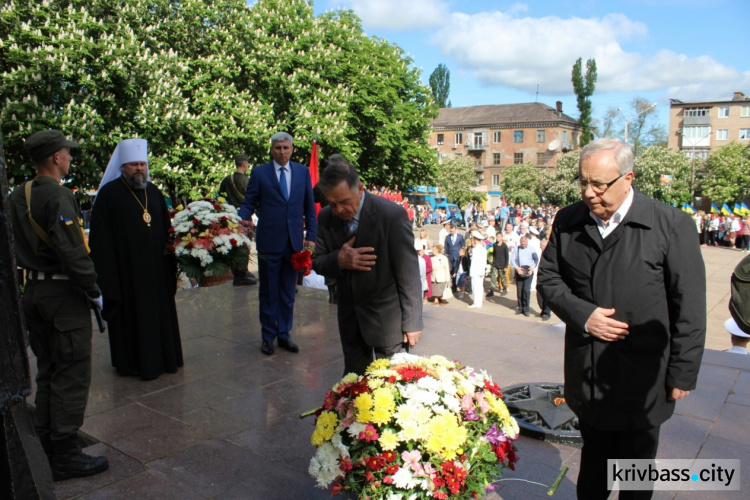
left=239, top=132, right=317, bottom=355
left=443, top=223, right=465, bottom=292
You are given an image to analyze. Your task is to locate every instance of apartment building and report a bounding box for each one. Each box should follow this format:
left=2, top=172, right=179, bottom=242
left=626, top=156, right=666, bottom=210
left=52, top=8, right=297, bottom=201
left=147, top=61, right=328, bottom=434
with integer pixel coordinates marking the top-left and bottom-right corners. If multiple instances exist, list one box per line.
left=430, top=102, right=582, bottom=207
left=668, top=91, right=750, bottom=161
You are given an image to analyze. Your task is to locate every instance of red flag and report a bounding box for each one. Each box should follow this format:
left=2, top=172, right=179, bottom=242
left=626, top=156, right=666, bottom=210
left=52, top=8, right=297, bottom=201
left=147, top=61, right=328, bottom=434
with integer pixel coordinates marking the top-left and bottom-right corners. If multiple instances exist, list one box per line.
left=309, top=140, right=321, bottom=216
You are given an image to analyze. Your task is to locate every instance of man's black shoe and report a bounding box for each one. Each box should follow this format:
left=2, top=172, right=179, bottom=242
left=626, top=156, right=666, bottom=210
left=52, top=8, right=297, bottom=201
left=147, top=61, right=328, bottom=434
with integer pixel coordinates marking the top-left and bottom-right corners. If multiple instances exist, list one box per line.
left=501, top=290, right=508, bottom=296
left=50, top=446, right=109, bottom=481
left=261, top=340, right=274, bottom=355
left=486, top=290, right=494, bottom=298
left=541, top=314, right=551, bottom=321
left=278, top=338, right=299, bottom=353
left=246, top=271, right=256, bottom=279
left=523, top=311, right=530, bottom=317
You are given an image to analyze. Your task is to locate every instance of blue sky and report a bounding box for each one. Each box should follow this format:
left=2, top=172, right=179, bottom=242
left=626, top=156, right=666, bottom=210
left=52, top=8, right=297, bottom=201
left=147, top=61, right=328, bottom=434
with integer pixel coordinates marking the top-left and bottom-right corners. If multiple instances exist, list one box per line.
left=316, top=0, right=750, bottom=131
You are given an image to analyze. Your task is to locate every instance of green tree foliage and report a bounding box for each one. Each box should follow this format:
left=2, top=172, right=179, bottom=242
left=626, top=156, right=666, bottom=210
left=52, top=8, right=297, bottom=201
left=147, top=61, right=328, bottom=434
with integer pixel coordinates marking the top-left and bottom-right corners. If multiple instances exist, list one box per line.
left=0, top=0, right=437, bottom=199
left=698, top=142, right=750, bottom=203
left=501, top=162, right=541, bottom=206
left=433, top=155, right=480, bottom=207
left=633, top=146, right=692, bottom=206
left=571, top=57, right=597, bottom=145
left=428, top=63, right=451, bottom=108
left=542, top=151, right=580, bottom=206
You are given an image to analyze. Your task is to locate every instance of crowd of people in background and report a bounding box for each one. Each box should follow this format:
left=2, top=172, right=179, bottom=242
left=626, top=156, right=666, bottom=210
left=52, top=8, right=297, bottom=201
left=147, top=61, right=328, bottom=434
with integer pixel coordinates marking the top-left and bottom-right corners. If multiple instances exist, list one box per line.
left=694, top=211, right=750, bottom=251
left=411, top=201, right=562, bottom=317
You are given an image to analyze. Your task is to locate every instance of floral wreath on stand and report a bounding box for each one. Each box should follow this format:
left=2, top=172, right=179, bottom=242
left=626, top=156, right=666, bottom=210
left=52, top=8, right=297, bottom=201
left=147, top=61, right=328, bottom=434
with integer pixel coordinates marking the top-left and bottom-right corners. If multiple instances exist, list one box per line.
left=169, top=200, right=253, bottom=285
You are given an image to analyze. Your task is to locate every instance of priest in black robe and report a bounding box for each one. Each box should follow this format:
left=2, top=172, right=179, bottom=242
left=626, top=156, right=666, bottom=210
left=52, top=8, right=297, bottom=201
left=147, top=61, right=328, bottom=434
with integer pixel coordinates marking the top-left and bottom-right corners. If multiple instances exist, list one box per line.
left=89, top=138, right=183, bottom=380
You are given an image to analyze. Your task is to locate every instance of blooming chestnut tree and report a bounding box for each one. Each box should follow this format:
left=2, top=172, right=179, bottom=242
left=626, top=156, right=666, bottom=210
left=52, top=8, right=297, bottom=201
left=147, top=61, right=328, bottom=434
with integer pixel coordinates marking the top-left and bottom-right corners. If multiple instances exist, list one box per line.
left=1, top=0, right=438, bottom=200
left=633, top=145, right=693, bottom=206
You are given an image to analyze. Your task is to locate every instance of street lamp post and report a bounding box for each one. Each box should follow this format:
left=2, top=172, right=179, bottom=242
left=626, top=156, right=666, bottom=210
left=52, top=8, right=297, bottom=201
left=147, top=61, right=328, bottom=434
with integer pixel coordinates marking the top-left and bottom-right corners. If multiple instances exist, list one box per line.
left=618, top=102, right=658, bottom=144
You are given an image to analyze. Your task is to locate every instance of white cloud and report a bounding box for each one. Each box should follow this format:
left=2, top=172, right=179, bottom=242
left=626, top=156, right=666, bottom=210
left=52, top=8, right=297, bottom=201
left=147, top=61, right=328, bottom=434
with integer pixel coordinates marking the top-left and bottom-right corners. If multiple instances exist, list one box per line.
left=430, top=9, right=748, bottom=100
left=344, top=0, right=450, bottom=30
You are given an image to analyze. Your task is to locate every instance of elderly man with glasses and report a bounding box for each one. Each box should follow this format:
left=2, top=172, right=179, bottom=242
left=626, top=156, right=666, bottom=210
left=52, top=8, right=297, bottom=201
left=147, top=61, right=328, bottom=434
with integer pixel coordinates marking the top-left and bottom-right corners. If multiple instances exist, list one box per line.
left=538, top=138, right=706, bottom=500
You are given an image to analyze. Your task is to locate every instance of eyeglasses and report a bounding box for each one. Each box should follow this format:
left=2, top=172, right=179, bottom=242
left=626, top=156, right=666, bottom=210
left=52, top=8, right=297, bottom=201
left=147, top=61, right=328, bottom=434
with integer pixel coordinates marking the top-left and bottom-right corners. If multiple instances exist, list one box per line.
left=576, top=173, right=625, bottom=194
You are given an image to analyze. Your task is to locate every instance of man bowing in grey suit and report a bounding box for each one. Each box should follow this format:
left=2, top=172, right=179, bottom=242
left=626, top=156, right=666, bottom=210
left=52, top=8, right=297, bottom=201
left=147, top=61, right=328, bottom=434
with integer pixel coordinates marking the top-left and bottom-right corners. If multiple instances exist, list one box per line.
left=312, top=155, right=423, bottom=376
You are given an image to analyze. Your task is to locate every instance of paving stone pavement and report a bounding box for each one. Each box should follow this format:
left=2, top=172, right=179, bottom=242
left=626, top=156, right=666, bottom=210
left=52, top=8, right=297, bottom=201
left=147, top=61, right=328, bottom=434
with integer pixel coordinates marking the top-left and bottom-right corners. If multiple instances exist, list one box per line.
left=26, top=226, right=749, bottom=499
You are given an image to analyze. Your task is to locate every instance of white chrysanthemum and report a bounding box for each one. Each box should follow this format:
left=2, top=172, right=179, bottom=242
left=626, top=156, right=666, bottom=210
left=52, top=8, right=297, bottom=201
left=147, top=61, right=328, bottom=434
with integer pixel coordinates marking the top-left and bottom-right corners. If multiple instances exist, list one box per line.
left=442, top=393, right=461, bottom=413
left=330, top=432, right=350, bottom=459
left=411, top=388, right=440, bottom=407
left=415, top=376, right=441, bottom=392
left=346, top=421, right=366, bottom=439
left=390, top=352, right=420, bottom=365
left=392, top=467, right=418, bottom=489
left=386, top=493, right=403, bottom=500
left=431, top=404, right=448, bottom=414
left=309, top=442, right=340, bottom=487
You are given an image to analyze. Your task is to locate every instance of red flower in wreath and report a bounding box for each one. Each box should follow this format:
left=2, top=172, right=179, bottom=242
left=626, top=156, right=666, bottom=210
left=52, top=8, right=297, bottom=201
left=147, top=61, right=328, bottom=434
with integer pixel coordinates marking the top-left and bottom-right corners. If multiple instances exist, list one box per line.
left=291, top=248, right=313, bottom=276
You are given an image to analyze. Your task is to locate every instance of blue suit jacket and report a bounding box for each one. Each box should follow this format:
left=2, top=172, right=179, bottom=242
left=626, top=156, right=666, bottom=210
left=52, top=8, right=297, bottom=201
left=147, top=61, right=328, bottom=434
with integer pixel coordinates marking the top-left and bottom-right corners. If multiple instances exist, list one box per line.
left=238, top=161, right=317, bottom=254
left=444, top=233, right=465, bottom=262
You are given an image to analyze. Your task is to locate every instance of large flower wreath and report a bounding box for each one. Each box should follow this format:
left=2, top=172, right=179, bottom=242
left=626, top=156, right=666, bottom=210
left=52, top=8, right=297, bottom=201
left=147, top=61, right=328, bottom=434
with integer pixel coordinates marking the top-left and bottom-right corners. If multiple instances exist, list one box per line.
left=169, top=200, right=253, bottom=284
left=309, top=353, right=519, bottom=499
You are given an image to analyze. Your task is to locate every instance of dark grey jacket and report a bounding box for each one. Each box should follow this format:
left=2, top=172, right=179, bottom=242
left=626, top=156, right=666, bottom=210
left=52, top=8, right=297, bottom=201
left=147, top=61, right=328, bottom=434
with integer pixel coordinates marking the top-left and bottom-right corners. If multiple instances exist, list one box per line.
left=537, top=189, right=706, bottom=430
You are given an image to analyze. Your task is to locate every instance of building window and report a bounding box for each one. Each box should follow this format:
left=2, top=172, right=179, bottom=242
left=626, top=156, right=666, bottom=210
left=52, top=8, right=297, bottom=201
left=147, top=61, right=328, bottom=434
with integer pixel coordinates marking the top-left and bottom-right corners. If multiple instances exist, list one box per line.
left=536, top=129, right=546, bottom=143
left=718, top=107, right=729, bottom=118
left=563, top=131, right=568, bottom=145
left=513, top=131, right=523, bottom=143
left=493, top=153, right=502, bottom=165
left=536, top=152, right=551, bottom=166
left=740, top=129, right=750, bottom=140
left=474, top=132, right=484, bottom=148
left=717, top=129, right=728, bottom=140
left=683, top=126, right=710, bottom=139
left=514, top=152, right=523, bottom=164
left=492, top=174, right=500, bottom=186
left=741, top=106, right=750, bottom=117
left=455, top=132, right=463, bottom=145
left=437, top=134, right=444, bottom=145
left=493, top=131, right=501, bottom=143
left=685, top=107, right=710, bottom=117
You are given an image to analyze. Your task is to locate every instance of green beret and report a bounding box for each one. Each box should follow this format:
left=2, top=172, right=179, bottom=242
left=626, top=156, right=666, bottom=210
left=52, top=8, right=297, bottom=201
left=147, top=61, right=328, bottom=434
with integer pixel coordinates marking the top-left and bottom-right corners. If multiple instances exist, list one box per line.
left=24, top=129, right=79, bottom=162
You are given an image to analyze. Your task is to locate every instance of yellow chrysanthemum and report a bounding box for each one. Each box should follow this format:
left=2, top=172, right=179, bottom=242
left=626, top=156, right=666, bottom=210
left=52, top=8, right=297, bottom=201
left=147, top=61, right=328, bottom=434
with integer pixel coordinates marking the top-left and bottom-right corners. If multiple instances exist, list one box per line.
left=354, top=393, right=374, bottom=423
left=311, top=411, right=338, bottom=445
left=371, top=407, right=391, bottom=425
left=367, top=378, right=384, bottom=390
left=487, top=394, right=511, bottom=420
left=366, top=358, right=391, bottom=373
left=397, top=420, right=422, bottom=443
left=378, top=428, right=400, bottom=451
left=394, top=405, right=417, bottom=427
left=373, top=387, right=395, bottom=412
left=425, top=413, right=467, bottom=460
left=356, top=409, right=372, bottom=423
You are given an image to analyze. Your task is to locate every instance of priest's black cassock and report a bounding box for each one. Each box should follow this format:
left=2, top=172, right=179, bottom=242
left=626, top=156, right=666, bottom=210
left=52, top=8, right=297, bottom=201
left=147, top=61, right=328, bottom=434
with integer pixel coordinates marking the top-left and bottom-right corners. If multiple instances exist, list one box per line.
left=89, top=178, right=183, bottom=380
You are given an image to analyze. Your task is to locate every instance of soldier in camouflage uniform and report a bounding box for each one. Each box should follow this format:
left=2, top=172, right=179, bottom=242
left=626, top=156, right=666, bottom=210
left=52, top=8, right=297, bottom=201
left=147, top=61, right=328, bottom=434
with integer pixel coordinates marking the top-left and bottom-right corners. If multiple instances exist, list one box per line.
left=10, top=129, right=109, bottom=481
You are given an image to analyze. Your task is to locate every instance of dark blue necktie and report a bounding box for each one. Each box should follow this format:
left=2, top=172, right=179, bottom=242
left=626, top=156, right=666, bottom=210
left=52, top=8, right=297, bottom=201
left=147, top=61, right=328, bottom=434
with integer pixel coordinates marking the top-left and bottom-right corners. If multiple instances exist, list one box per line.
left=279, top=167, right=288, bottom=200
left=346, top=218, right=358, bottom=237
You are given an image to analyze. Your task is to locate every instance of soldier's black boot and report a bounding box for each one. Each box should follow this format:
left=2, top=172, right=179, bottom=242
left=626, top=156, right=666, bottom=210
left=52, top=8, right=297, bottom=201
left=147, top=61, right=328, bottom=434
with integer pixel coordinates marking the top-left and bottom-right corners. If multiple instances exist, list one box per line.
left=50, top=437, right=109, bottom=481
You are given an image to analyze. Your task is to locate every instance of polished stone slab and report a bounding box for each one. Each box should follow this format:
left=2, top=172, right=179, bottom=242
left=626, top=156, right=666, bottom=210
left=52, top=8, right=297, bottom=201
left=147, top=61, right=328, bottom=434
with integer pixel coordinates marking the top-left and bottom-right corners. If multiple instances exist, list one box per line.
left=19, top=238, right=748, bottom=499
